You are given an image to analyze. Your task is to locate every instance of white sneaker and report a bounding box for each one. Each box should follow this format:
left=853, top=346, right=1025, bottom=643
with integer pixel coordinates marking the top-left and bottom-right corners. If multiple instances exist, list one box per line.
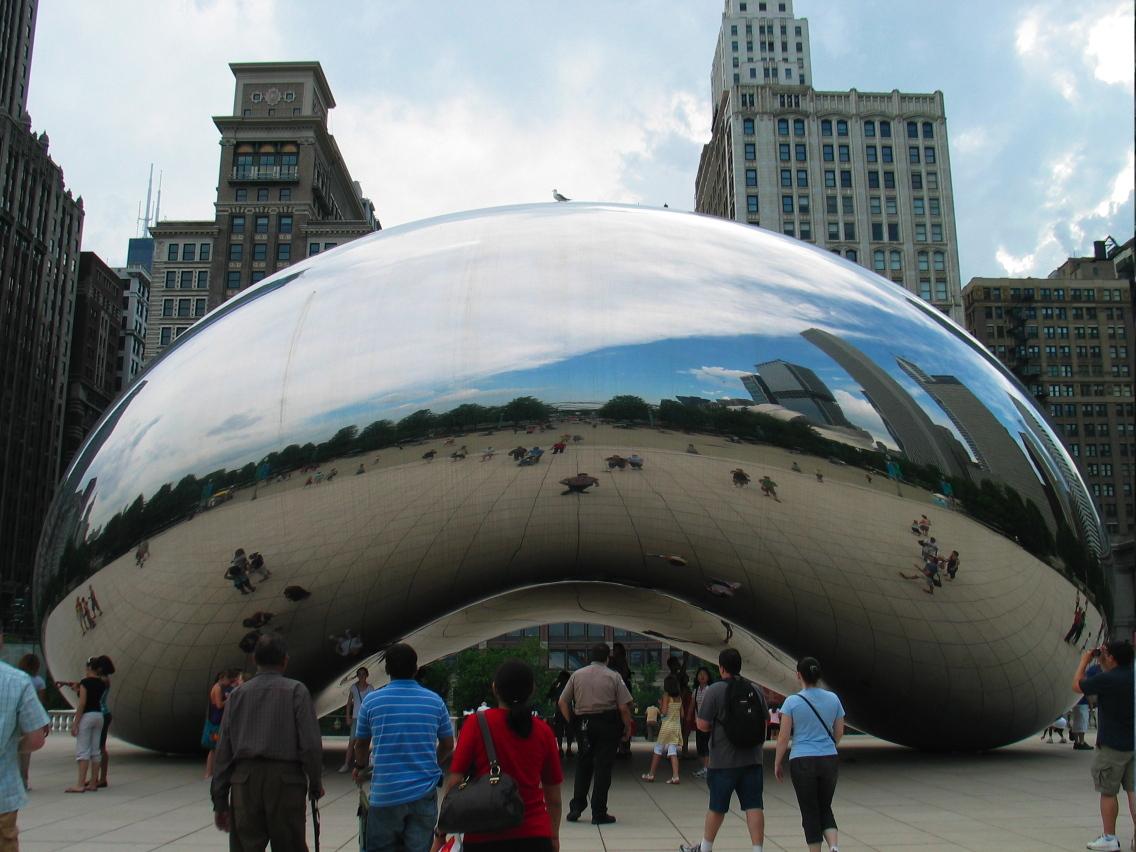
left=1086, top=835, right=1121, bottom=851
left=337, top=765, right=350, bottom=774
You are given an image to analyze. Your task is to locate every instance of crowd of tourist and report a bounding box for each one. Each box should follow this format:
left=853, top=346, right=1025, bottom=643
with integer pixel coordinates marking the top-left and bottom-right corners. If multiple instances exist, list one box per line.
left=0, top=624, right=1131, bottom=852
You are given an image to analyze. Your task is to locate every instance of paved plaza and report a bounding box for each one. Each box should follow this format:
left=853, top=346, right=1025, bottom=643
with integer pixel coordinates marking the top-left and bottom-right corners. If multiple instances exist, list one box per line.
left=15, top=732, right=1122, bottom=851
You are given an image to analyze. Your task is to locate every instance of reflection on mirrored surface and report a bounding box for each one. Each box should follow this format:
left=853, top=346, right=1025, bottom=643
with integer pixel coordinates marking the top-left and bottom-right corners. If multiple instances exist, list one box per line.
left=35, top=203, right=1111, bottom=752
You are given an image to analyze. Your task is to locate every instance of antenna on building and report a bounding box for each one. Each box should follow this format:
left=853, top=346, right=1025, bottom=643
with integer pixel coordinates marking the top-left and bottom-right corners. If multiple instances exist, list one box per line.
left=142, top=163, right=154, bottom=235
left=135, top=201, right=143, bottom=237
left=153, top=170, right=163, bottom=226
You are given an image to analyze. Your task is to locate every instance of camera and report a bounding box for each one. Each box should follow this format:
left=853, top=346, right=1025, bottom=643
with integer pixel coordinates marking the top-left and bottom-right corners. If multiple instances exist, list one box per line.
left=1091, top=648, right=1102, bottom=658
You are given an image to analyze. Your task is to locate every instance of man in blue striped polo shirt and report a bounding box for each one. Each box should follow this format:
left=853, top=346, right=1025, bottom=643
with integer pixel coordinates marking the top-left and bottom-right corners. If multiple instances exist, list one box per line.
left=353, top=643, right=453, bottom=852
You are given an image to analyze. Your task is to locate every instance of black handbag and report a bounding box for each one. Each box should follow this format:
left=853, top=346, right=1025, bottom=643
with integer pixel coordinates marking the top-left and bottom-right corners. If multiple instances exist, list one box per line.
left=437, top=711, right=525, bottom=834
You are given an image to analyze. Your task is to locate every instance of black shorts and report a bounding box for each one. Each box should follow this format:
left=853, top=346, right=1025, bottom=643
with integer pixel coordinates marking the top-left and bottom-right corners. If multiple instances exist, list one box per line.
left=99, top=713, right=112, bottom=751
left=696, top=729, right=710, bottom=757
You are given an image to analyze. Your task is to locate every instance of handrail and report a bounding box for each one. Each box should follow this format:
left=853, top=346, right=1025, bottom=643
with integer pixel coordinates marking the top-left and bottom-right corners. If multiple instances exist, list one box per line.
left=48, top=709, right=75, bottom=733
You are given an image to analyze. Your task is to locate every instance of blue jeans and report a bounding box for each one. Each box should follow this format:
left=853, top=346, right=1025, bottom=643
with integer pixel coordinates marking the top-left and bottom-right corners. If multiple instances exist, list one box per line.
left=366, top=793, right=437, bottom=852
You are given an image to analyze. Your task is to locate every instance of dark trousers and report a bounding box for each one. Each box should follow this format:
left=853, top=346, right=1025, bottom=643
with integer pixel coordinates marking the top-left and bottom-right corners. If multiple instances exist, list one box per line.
left=570, top=711, right=620, bottom=817
left=229, top=758, right=309, bottom=852
left=789, top=755, right=839, bottom=845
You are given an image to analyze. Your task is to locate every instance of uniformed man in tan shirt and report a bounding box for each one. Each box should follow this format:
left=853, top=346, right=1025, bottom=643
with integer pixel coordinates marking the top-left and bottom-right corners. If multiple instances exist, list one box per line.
left=558, top=643, right=633, bottom=824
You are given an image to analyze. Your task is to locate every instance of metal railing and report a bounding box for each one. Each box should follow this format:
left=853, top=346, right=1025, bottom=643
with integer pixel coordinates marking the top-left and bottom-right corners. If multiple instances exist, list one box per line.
left=231, top=166, right=299, bottom=182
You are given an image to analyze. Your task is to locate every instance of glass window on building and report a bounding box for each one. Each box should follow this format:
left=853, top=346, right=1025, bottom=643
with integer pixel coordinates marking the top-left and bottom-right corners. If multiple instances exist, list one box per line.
left=922, top=122, right=934, bottom=138
left=879, top=120, right=892, bottom=138
left=821, top=119, right=832, bottom=136
left=826, top=196, right=838, bottom=214
left=159, top=327, right=172, bottom=346
left=253, top=243, right=267, bottom=261
left=235, top=188, right=247, bottom=202
left=182, top=243, right=195, bottom=262
left=864, top=120, right=875, bottom=138
left=924, top=147, right=937, bottom=164
left=179, top=271, right=192, bottom=289
left=840, top=170, right=852, bottom=188
left=918, top=279, right=932, bottom=300
left=164, top=271, right=176, bottom=287
left=866, top=145, right=877, bottom=163
left=196, top=271, right=208, bottom=289
left=231, top=216, right=245, bottom=234
left=161, top=298, right=173, bottom=317
left=873, top=250, right=885, bottom=271
left=252, top=271, right=266, bottom=284
left=194, top=298, right=207, bottom=317
left=278, top=243, right=292, bottom=261
left=177, top=298, right=191, bottom=317
left=872, top=222, right=884, bottom=241
left=230, top=243, right=243, bottom=261
left=793, top=118, right=805, bottom=136
left=745, top=168, right=757, bottom=187
left=745, top=143, right=757, bottom=161
left=200, top=243, right=211, bottom=261
left=883, top=171, right=895, bottom=189
left=781, top=169, right=792, bottom=187
left=743, top=118, right=755, bottom=135
left=795, top=143, right=806, bottom=161
left=166, top=243, right=178, bottom=261
left=838, top=144, right=849, bottom=163
left=777, top=118, right=789, bottom=135
left=843, top=222, right=855, bottom=240
left=782, top=195, right=794, bottom=213
left=797, top=169, right=808, bottom=187
left=747, top=195, right=759, bottom=213
left=868, top=171, right=880, bottom=189
left=836, top=120, right=848, bottom=136
left=280, top=188, right=292, bottom=201
left=823, top=144, right=834, bottom=162
left=824, top=170, right=836, bottom=188
left=255, top=215, right=269, bottom=235
left=888, top=223, right=900, bottom=241
left=227, top=271, right=241, bottom=289
left=257, top=188, right=269, bottom=202
left=779, top=143, right=790, bottom=161
left=841, top=196, right=854, bottom=215
left=846, top=249, right=858, bottom=262
left=279, top=215, right=293, bottom=234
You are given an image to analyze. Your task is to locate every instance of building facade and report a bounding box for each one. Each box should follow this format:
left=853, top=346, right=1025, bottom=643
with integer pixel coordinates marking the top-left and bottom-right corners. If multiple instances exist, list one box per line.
left=145, top=62, right=378, bottom=361
left=696, top=0, right=963, bottom=320
left=963, top=246, right=1135, bottom=539
left=113, top=262, right=150, bottom=392
left=0, top=0, right=84, bottom=588
left=62, top=253, right=120, bottom=465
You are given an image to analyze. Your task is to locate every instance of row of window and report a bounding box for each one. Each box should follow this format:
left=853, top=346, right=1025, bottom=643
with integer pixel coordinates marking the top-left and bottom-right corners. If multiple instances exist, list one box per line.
left=157, top=325, right=185, bottom=346
left=228, top=241, right=292, bottom=262
left=165, top=242, right=212, bottom=263
left=161, top=297, right=207, bottom=318
left=729, top=16, right=798, bottom=37
left=1035, top=383, right=1134, bottom=399
left=232, top=214, right=293, bottom=235
left=1048, top=403, right=1136, bottom=419
left=981, top=305, right=1124, bottom=321
left=234, top=187, right=291, bottom=203
left=1066, top=441, right=1136, bottom=457
left=736, top=2, right=790, bottom=12
left=162, top=270, right=209, bottom=289
left=731, top=38, right=803, bottom=53
left=226, top=270, right=267, bottom=290
left=1061, top=421, right=1136, bottom=438
left=979, top=286, right=1126, bottom=302
left=734, top=65, right=803, bottom=83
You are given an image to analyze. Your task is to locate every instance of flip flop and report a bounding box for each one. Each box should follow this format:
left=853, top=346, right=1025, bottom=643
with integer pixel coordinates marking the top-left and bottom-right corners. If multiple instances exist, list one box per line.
left=666, top=777, right=681, bottom=784
left=640, top=774, right=655, bottom=782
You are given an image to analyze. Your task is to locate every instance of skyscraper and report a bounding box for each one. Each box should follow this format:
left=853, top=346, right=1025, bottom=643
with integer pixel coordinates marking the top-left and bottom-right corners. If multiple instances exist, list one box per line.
left=0, top=0, right=85, bottom=588
left=963, top=241, right=1135, bottom=538
left=145, top=62, right=379, bottom=360
left=801, top=328, right=965, bottom=476
left=744, top=358, right=851, bottom=426
left=696, top=0, right=963, bottom=320
left=62, top=253, right=120, bottom=466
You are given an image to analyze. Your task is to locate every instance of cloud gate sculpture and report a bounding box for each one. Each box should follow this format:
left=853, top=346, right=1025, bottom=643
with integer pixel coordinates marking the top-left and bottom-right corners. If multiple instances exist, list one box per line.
left=36, top=203, right=1110, bottom=753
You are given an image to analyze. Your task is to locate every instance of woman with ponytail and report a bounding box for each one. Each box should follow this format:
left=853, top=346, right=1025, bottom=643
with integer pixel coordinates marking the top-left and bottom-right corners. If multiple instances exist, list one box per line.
left=774, top=657, right=845, bottom=852
left=435, top=660, right=563, bottom=852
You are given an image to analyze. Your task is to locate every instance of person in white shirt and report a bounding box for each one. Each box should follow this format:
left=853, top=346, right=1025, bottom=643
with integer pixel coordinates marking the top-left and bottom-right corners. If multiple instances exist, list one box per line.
left=339, top=667, right=374, bottom=773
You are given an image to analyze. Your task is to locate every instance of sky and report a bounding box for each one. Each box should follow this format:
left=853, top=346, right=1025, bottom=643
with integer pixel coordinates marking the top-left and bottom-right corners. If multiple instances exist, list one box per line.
left=27, top=0, right=1134, bottom=283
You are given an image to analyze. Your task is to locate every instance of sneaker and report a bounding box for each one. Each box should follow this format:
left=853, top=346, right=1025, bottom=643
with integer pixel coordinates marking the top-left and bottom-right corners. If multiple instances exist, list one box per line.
left=679, top=845, right=701, bottom=852
left=691, top=768, right=707, bottom=778
left=591, top=814, right=617, bottom=825
left=1086, top=835, right=1121, bottom=851
left=565, top=810, right=582, bottom=823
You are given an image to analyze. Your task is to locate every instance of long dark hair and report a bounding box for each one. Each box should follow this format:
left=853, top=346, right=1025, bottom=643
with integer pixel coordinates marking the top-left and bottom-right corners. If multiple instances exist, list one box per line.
left=493, top=659, right=535, bottom=737
left=662, top=674, right=681, bottom=698
left=797, top=656, right=822, bottom=686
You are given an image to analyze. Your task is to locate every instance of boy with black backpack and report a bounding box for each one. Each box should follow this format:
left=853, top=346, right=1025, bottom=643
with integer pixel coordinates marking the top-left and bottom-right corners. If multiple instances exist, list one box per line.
left=680, top=648, right=768, bottom=852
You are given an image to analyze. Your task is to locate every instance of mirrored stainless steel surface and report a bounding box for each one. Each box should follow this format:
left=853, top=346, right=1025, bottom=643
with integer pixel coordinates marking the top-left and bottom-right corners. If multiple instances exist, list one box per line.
left=35, top=203, right=1109, bottom=752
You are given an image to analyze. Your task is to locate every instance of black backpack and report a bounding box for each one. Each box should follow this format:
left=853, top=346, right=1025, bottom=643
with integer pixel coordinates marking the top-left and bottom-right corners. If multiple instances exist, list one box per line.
left=721, top=678, right=766, bottom=749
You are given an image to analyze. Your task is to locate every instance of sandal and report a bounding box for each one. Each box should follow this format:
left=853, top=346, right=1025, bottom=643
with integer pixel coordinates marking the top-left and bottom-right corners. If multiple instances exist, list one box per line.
left=640, top=774, right=655, bottom=782
left=65, top=787, right=86, bottom=793
left=666, top=777, right=681, bottom=784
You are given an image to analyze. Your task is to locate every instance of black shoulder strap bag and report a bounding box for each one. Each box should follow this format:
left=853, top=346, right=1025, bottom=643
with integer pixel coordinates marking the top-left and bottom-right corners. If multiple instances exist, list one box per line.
left=797, top=693, right=838, bottom=746
left=437, top=710, right=525, bottom=834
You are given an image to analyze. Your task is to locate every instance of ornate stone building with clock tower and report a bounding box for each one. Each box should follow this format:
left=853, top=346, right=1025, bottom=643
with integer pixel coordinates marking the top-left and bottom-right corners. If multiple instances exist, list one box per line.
left=145, top=62, right=378, bottom=359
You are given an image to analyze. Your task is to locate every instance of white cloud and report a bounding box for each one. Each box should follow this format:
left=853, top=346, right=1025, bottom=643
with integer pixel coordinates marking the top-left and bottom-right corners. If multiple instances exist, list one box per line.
left=333, top=83, right=705, bottom=230
left=832, top=389, right=896, bottom=450
left=682, top=366, right=753, bottom=384
left=1014, top=1, right=1134, bottom=100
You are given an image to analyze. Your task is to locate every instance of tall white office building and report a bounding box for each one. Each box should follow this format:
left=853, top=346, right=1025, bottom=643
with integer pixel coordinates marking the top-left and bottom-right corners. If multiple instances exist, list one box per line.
left=696, top=0, right=964, bottom=321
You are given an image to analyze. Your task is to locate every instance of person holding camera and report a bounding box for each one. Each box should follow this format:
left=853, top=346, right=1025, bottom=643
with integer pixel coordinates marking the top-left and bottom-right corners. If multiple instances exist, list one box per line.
left=1073, top=640, right=1134, bottom=852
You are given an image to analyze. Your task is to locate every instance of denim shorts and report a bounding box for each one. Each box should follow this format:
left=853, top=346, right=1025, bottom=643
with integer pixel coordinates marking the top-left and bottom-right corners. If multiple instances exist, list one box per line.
left=707, top=764, right=763, bottom=813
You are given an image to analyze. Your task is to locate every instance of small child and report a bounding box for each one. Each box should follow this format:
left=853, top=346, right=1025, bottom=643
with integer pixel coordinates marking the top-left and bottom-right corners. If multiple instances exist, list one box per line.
left=641, top=676, right=684, bottom=784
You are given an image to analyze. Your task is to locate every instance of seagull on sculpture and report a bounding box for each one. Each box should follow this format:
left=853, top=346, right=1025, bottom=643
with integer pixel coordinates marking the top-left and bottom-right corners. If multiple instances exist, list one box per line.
left=552, top=189, right=570, bottom=202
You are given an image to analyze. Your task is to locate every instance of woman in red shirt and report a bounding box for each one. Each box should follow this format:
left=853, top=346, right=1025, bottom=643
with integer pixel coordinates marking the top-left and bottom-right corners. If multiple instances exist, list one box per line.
left=434, top=660, right=563, bottom=852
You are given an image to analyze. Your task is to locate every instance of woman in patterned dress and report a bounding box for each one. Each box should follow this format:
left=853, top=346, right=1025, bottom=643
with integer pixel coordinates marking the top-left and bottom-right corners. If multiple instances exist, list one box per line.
left=641, top=675, right=685, bottom=784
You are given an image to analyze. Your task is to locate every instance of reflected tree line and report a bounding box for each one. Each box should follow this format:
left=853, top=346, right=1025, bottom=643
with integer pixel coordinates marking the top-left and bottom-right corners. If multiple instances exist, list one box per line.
left=49, top=393, right=1108, bottom=620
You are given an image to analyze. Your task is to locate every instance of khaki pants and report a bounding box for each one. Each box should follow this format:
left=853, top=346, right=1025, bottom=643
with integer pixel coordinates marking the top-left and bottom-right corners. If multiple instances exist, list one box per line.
left=229, top=759, right=310, bottom=852
left=0, top=811, right=18, bottom=852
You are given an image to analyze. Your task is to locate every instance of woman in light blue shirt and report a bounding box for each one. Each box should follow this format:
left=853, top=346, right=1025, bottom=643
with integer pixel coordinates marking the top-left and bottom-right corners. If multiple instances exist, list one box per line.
left=774, top=657, right=845, bottom=852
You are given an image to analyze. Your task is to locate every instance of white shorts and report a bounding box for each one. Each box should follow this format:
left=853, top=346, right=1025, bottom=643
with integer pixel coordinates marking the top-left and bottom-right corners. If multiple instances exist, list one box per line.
left=75, top=712, right=104, bottom=762
left=653, top=743, right=679, bottom=757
